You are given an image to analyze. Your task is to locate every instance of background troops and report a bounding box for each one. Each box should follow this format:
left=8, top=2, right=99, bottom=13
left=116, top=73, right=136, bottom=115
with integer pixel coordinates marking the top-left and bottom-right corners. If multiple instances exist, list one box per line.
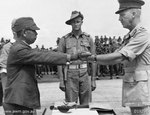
left=95, top=35, right=124, bottom=79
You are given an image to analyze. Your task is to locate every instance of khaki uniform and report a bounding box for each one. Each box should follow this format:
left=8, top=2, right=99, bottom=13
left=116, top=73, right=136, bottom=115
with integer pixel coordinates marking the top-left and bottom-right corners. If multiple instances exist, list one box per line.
left=58, top=32, right=95, bottom=105
left=118, top=23, right=150, bottom=107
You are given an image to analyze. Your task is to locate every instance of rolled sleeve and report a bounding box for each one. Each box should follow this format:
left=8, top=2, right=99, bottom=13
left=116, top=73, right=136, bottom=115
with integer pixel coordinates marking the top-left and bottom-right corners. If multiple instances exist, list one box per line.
left=119, top=48, right=136, bottom=61
left=119, top=32, right=149, bottom=61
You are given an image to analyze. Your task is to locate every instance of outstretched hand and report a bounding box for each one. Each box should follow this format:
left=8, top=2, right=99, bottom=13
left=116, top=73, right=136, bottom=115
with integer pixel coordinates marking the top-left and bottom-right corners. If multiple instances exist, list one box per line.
left=87, top=55, right=96, bottom=62
left=70, top=52, right=92, bottom=61
left=79, top=52, right=92, bottom=58
left=78, top=52, right=92, bottom=61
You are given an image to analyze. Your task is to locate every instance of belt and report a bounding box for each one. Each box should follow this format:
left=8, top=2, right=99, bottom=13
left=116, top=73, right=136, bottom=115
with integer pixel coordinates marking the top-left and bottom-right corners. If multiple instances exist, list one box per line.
left=68, top=64, right=87, bottom=69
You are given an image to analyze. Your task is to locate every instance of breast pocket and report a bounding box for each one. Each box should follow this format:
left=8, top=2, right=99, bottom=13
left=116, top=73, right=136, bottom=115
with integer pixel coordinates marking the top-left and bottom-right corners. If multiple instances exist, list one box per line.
left=134, top=70, right=148, bottom=81
left=66, top=41, right=76, bottom=54
left=80, top=40, right=90, bottom=52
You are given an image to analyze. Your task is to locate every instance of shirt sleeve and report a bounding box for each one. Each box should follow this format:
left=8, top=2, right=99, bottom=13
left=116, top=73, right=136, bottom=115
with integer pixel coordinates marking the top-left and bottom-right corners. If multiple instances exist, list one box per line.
left=119, top=31, right=149, bottom=61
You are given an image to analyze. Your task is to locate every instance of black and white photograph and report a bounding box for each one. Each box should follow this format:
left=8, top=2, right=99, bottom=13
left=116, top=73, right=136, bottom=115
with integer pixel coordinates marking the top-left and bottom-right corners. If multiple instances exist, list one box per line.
left=0, top=0, right=150, bottom=115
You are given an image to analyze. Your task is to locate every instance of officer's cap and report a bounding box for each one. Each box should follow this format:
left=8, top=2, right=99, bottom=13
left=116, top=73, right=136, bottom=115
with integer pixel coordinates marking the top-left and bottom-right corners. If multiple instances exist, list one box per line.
left=65, top=11, right=84, bottom=25
left=12, top=17, right=40, bottom=32
left=115, top=0, right=145, bottom=14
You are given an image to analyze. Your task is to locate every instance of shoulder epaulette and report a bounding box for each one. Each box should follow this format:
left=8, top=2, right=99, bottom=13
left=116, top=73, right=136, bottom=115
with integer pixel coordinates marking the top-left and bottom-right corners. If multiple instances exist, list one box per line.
left=137, top=27, right=146, bottom=32
left=131, top=27, right=146, bottom=37
left=62, top=33, right=71, bottom=39
left=82, top=32, right=90, bottom=37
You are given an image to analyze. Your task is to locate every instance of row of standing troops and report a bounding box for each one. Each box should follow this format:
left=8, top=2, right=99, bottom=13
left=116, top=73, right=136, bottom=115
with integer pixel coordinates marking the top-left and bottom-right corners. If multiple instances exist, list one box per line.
left=95, top=35, right=125, bottom=79
left=34, top=45, right=58, bottom=79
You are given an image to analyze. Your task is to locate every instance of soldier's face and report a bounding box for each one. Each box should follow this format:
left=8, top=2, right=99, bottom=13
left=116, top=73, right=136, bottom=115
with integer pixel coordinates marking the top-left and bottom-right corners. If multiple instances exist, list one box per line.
left=71, top=17, right=83, bottom=31
left=119, top=9, right=134, bottom=30
left=24, top=29, right=38, bottom=44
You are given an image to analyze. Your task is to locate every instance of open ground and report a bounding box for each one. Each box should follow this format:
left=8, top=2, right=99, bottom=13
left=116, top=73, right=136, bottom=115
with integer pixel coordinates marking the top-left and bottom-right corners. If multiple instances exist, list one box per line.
left=0, top=78, right=131, bottom=115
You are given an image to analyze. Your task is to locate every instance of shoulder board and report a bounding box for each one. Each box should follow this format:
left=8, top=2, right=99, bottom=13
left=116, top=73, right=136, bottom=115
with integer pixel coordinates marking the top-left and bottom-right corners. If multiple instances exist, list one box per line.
left=82, top=32, right=91, bottom=37
left=62, top=33, right=71, bottom=39
left=131, top=27, right=146, bottom=37
left=137, top=27, right=146, bottom=32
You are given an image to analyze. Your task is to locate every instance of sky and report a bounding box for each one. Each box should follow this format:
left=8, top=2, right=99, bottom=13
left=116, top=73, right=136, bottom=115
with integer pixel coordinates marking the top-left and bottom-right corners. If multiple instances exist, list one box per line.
left=0, top=0, right=150, bottom=48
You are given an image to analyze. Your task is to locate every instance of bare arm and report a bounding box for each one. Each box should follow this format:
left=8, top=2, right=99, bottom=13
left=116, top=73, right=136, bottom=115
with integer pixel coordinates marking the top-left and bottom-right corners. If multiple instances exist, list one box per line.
left=96, top=52, right=124, bottom=65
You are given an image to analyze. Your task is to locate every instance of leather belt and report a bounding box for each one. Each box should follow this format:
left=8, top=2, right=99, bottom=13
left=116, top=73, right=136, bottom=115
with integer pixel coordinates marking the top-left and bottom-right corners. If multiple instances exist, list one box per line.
left=68, top=64, right=87, bottom=69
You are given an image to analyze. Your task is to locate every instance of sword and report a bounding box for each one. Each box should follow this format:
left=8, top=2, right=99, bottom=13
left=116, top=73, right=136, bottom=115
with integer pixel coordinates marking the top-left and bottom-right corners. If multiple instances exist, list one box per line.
left=63, top=62, right=70, bottom=102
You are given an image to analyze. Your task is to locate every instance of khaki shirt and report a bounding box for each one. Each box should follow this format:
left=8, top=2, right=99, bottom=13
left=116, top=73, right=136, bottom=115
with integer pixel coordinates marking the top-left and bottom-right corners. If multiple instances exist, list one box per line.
left=119, top=23, right=150, bottom=82
left=58, top=32, right=95, bottom=64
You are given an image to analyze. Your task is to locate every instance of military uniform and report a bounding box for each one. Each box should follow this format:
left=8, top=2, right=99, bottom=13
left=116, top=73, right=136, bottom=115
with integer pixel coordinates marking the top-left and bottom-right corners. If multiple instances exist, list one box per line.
left=58, top=32, right=95, bottom=105
left=118, top=23, right=150, bottom=107
left=3, top=17, right=80, bottom=115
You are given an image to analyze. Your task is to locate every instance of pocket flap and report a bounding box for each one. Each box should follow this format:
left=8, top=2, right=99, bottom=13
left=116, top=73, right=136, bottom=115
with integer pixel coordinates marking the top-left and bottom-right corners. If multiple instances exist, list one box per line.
left=134, top=71, right=148, bottom=81
left=81, top=41, right=90, bottom=47
left=66, top=42, right=76, bottom=48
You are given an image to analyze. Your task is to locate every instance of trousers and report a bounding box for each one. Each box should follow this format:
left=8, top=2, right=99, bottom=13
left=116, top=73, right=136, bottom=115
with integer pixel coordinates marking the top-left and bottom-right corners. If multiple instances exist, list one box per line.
left=65, top=68, right=92, bottom=105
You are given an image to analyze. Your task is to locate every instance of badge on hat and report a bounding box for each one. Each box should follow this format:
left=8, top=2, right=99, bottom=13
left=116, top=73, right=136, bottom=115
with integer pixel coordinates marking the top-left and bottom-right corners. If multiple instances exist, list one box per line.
left=65, top=11, right=84, bottom=25
left=115, top=0, right=145, bottom=14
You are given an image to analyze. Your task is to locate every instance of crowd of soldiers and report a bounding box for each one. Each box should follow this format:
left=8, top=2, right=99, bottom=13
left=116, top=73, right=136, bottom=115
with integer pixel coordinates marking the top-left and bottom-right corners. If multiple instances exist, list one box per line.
left=95, top=35, right=125, bottom=79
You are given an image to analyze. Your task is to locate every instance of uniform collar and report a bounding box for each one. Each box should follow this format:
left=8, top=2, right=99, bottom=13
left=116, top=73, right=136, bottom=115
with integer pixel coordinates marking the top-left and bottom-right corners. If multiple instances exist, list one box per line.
left=129, top=23, right=143, bottom=37
left=16, top=40, right=31, bottom=48
left=124, top=23, right=143, bottom=40
left=70, top=31, right=84, bottom=38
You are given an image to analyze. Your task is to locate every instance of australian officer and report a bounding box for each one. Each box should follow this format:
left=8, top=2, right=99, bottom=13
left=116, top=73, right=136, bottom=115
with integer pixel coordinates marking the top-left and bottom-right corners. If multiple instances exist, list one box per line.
left=87, top=0, right=150, bottom=115
left=57, top=11, right=96, bottom=105
left=2, top=17, right=88, bottom=115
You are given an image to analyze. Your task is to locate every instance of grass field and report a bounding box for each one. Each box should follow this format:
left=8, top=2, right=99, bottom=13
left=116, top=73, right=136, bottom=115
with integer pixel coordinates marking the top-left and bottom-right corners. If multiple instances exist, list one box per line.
left=0, top=78, right=131, bottom=115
